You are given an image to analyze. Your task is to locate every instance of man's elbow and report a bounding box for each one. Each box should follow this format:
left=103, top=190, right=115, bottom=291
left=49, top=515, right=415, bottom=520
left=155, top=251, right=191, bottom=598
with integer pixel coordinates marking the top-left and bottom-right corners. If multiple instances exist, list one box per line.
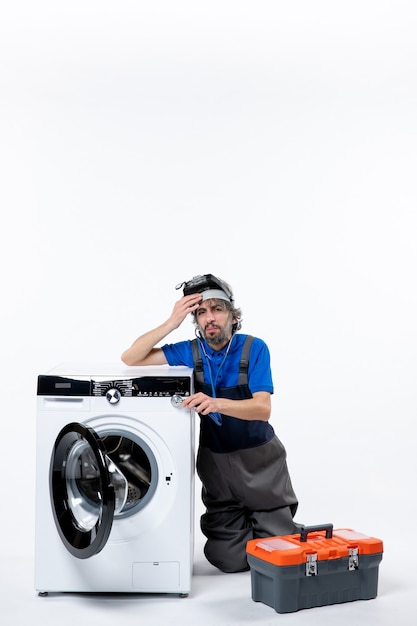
left=121, top=352, right=135, bottom=366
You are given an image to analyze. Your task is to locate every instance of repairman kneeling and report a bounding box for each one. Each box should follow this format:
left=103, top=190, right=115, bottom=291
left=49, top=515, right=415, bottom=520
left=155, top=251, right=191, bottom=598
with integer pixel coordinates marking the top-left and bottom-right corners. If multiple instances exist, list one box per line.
left=121, top=273, right=301, bottom=573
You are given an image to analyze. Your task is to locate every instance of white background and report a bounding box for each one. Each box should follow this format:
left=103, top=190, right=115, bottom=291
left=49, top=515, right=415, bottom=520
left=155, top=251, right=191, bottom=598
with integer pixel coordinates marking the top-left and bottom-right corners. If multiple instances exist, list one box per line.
left=1, top=2, right=416, bottom=624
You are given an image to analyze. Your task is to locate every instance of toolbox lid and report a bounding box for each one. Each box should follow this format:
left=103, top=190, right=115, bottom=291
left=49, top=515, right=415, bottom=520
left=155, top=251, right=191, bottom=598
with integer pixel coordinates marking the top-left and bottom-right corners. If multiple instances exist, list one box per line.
left=246, top=525, right=383, bottom=566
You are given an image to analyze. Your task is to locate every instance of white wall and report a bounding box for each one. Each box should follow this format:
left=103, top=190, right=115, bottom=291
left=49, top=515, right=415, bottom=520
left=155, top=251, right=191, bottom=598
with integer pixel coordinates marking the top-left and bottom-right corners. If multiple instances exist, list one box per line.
left=1, top=1, right=416, bottom=564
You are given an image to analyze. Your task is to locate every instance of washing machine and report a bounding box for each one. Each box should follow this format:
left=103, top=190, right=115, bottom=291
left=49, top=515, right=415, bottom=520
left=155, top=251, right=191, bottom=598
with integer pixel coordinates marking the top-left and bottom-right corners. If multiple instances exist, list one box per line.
left=35, top=363, right=195, bottom=597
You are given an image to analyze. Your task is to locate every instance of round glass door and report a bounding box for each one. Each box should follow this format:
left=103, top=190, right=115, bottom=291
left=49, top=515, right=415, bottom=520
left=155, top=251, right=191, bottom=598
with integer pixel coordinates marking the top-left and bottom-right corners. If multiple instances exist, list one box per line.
left=50, top=422, right=117, bottom=559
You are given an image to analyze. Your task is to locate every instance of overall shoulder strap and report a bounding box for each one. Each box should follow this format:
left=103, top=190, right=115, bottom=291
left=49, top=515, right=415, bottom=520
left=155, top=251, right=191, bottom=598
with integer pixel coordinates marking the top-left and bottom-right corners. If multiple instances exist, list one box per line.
left=190, top=338, right=204, bottom=385
left=238, top=335, right=254, bottom=385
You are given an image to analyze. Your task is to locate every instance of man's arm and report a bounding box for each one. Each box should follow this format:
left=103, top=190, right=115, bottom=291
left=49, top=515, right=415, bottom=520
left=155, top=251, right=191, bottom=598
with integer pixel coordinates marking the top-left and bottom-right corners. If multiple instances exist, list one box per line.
left=121, top=293, right=202, bottom=366
left=181, top=391, right=272, bottom=422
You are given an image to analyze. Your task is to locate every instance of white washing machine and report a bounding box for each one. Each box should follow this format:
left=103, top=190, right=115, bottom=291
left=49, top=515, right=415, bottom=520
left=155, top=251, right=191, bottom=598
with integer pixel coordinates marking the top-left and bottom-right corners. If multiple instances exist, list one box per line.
left=35, top=363, right=195, bottom=597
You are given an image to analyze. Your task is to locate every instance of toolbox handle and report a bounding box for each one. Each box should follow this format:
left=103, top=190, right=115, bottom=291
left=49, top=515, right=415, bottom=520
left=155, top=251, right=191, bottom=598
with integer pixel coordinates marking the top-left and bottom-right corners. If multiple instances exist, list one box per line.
left=299, top=524, right=333, bottom=542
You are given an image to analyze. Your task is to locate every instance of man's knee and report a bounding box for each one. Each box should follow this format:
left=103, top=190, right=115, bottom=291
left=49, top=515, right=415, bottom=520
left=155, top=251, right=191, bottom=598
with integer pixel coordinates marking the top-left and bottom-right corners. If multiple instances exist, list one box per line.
left=203, top=539, right=250, bottom=573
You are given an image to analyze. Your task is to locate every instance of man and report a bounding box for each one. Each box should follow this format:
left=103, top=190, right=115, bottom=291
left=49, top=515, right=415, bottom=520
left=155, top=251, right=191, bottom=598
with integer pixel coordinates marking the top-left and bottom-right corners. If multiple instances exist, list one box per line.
left=121, top=274, right=300, bottom=573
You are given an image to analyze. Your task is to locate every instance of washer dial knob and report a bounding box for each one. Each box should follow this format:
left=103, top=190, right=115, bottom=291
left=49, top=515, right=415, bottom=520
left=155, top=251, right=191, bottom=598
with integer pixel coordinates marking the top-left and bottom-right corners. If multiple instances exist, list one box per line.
left=171, top=394, right=184, bottom=408
left=106, top=388, right=121, bottom=404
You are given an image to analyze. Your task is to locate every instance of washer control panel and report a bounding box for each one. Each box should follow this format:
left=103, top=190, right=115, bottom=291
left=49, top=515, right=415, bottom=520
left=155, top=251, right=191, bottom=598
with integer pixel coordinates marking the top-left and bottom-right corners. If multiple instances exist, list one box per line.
left=37, top=375, right=192, bottom=398
left=92, top=377, right=192, bottom=398
left=92, top=379, right=134, bottom=397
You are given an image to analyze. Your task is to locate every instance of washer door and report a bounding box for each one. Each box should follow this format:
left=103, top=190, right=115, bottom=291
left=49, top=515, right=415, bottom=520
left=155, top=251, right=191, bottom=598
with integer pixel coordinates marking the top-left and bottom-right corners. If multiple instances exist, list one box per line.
left=50, top=422, right=121, bottom=559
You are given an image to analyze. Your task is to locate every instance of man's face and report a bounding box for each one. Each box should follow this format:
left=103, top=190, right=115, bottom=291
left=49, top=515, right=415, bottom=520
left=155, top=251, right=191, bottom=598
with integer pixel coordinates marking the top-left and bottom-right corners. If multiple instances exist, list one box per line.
left=196, top=299, right=234, bottom=347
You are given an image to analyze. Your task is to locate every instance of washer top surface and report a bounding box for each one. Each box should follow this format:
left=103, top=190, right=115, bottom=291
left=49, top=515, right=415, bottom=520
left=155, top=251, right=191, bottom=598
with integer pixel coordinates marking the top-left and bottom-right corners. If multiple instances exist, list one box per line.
left=44, top=362, right=193, bottom=378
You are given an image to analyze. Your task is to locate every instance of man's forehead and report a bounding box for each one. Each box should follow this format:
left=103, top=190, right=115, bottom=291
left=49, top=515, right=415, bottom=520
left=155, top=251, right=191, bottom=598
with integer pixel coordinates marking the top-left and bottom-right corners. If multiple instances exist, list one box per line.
left=197, top=298, right=228, bottom=310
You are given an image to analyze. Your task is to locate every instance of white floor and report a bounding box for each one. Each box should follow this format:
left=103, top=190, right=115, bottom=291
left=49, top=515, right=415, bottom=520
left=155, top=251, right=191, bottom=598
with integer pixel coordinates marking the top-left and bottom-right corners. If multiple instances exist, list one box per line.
left=3, top=395, right=416, bottom=626
left=1, top=516, right=414, bottom=626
